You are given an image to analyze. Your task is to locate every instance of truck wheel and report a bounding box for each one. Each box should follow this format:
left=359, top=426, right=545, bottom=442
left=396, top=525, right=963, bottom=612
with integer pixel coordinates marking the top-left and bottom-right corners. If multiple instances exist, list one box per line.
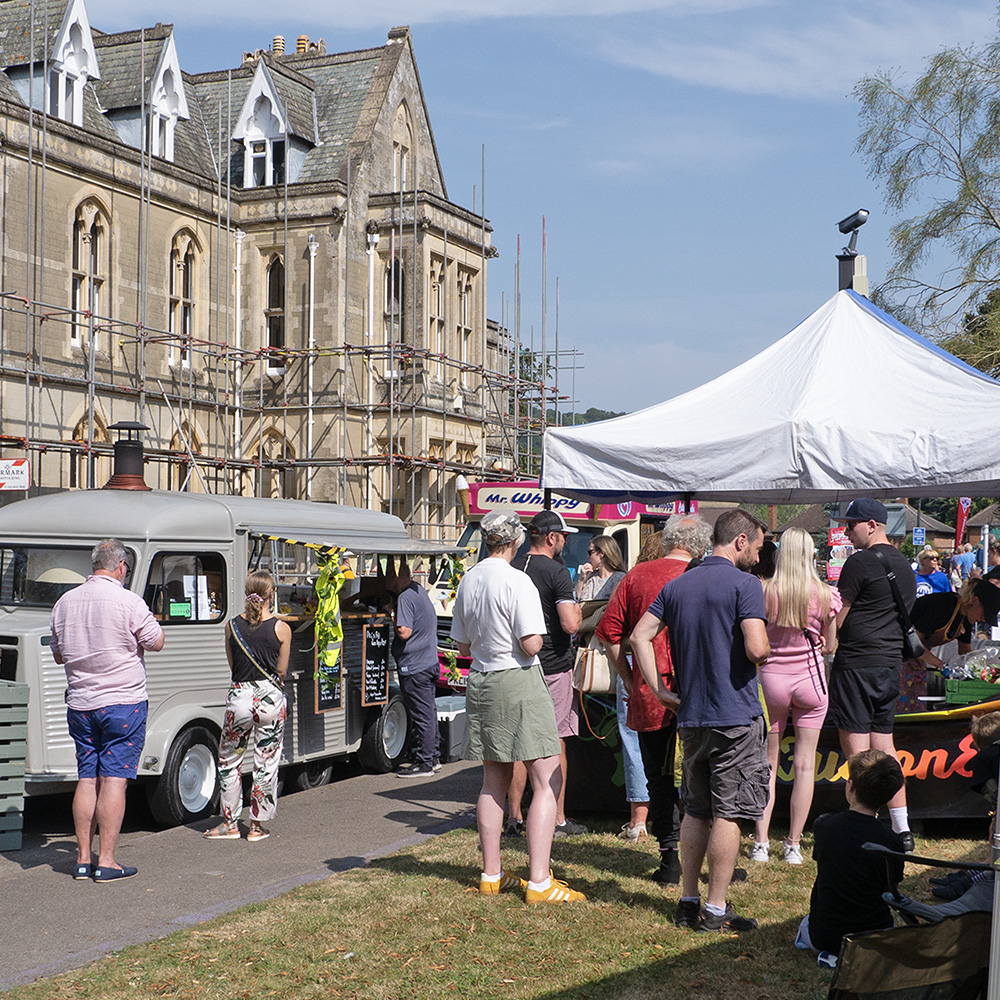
left=147, top=726, right=220, bottom=827
left=357, top=693, right=409, bottom=773
left=291, top=759, right=333, bottom=791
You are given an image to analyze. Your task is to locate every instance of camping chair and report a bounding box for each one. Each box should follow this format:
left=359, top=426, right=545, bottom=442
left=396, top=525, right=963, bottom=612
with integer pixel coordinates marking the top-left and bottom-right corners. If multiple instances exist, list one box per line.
left=828, top=843, right=994, bottom=1000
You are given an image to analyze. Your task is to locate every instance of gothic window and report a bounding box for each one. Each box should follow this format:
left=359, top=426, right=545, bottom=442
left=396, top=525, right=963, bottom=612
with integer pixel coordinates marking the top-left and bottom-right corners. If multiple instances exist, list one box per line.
left=384, top=258, right=405, bottom=344
left=429, top=262, right=444, bottom=378
left=256, top=428, right=295, bottom=498
left=148, top=67, right=181, bottom=161
left=392, top=103, right=413, bottom=191
left=48, top=20, right=91, bottom=126
left=168, top=233, right=196, bottom=367
left=265, top=256, right=285, bottom=369
left=242, top=95, right=285, bottom=188
left=70, top=202, right=108, bottom=348
left=69, top=413, right=110, bottom=489
left=457, top=272, right=473, bottom=370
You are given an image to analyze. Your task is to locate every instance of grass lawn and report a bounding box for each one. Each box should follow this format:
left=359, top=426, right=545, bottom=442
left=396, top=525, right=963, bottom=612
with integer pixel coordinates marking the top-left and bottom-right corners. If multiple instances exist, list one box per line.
left=5, top=819, right=988, bottom=1000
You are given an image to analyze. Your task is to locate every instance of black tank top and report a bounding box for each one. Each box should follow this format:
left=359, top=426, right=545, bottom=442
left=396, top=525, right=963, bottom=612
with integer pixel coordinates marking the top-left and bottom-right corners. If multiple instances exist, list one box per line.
left=228, top=616, right=282, bottom=684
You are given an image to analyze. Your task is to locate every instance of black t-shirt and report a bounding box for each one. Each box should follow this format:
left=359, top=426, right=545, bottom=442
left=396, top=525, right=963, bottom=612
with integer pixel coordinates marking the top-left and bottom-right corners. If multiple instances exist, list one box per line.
left=834, top=545, right=917, bottom=669
left=809, top=809, right=904, bottom=954
left=228, top=616, right=282, bottom=684
left=513, top=551, right=576, bottom=675
left=910, top=592, right=972, bottom=646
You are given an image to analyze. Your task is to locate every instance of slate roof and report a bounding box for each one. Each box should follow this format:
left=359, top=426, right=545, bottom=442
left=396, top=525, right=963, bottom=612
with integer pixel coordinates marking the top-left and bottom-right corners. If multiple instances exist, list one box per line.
left=92, top=24, right=170, bottom=111
left=0, top=0, right=67, bottom=67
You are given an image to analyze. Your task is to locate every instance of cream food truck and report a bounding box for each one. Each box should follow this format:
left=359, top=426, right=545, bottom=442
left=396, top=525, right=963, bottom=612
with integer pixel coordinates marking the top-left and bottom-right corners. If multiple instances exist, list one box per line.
left=0, top=480, right=459, bottom=826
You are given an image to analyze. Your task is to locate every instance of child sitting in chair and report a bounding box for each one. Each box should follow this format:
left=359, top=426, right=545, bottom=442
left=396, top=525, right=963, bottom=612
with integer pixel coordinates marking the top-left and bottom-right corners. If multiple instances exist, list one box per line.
left=796, top=749, right=905, bottom=967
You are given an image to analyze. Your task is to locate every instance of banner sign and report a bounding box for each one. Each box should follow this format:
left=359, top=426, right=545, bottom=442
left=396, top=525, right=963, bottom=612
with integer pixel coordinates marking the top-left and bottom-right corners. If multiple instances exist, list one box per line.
left=827, top=527, right=853, bottom=583
left=956, top=497, right=972, bottom=542
left=0, top=459, right=29, bottom=490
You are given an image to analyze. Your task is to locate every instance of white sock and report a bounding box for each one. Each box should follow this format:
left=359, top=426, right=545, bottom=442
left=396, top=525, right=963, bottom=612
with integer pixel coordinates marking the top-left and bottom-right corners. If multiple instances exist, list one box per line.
left=480, top=871, right=501, bottom=883
left=527, top=876, right=552, bottom=892
left=889, top=807, right=909, bottom=834
left=705, top=902, right=727, bottom=917
left=681, top=895, right=700, bottom=905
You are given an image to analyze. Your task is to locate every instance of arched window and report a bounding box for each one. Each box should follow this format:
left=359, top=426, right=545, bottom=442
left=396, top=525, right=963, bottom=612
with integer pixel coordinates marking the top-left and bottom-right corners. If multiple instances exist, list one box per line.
left=168, top=231, right=197, bottom=367
left=149, top=67, right=181, bottom=160
left=255, top=428, right=295, bottom=498
left=392, top=103, right=413, bottom=191
left=71, top=201, right=109, bottom=349
left=49, top=19, right=93, bottom=126
left=384, top=258, right=405, bottom=345
left=170, top=423, right=203, bottom=492
left=456, top=271, right=473, bottom=370
left=69, top=413, right=110, bottom=489
left=265, top=256, right=285, bottom=369
left=428, top=260, right=444, bottom=378
left=243, top=95, right=285, bottom=189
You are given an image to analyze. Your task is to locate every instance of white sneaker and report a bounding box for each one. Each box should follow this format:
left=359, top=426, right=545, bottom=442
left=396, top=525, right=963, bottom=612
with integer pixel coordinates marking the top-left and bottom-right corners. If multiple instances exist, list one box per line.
left=748, top=841, right=769, bottom=862
left=617, top=822, right=647, bottom=842
left=783, top=841, right=803, bottom=865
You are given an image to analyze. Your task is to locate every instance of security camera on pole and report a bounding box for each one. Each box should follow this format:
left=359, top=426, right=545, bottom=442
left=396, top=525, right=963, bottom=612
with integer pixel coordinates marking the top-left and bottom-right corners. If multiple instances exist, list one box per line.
left=837, top=209, right=870, bottom=296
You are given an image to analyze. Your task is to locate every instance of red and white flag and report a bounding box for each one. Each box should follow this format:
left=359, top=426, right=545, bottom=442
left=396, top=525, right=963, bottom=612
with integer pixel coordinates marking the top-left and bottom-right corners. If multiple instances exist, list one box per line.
left=955, top=497, right=973, bottom=543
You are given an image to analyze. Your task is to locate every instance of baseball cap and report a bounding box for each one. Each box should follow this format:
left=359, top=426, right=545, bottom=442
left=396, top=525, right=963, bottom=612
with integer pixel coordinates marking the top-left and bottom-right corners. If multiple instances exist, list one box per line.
left=481, top=510, right=524, bottom=545
left=528, top=510, right=578, bottom=535
left=973, top=579, right=1000, bottom=627
left=832, top=498, right=888, bottom=524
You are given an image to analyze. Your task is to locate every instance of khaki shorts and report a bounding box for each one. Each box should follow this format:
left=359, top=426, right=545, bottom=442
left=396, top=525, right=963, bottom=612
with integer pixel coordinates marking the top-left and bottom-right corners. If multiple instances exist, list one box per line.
left=679, top=715, right=769, bottom=821
left=543, top=669, right=579, bottom=738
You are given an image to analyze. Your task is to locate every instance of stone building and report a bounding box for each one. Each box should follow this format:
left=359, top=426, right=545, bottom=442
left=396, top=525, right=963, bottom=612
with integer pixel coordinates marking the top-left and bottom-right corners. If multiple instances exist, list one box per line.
left=0, top=0, right=519, bottom=537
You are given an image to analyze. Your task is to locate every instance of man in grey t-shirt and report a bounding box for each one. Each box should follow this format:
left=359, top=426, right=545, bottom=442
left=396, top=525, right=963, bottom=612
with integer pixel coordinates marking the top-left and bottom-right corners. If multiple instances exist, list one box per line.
left=387, top=560, right=440, bottom=778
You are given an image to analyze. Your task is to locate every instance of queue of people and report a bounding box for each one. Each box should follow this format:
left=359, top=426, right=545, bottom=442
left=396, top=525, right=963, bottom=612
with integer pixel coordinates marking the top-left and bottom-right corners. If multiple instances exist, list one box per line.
left=49, top=502, right=995, bottom=964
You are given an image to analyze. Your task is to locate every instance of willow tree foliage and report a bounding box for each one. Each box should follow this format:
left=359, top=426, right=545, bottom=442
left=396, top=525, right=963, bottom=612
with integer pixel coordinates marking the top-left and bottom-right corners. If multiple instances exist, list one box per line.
left=855, top=36, right=1000, bottom=340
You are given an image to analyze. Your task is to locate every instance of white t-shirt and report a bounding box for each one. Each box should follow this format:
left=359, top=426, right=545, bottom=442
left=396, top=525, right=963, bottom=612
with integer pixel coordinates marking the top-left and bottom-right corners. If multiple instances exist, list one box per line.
left=450, top=556, right=546, bottom=673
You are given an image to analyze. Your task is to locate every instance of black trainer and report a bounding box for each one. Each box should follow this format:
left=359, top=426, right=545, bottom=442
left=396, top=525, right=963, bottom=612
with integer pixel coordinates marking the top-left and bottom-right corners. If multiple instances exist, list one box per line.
left=697, top=903, right=758, bottom=932
left=899, top=831, right=915, bottom=854
left=674, top=899, right=701, bottom=929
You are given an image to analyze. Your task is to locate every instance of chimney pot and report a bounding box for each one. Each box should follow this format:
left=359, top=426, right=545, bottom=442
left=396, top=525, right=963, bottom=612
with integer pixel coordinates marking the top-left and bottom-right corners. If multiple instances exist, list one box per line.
left=273, top=34, right=285, bottom=55
left=297, top=34, right=308, bottom=53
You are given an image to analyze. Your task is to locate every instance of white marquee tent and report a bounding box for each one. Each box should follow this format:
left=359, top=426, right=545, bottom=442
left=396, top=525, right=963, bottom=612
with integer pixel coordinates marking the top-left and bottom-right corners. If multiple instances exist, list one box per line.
left=541, top=290, right=1000, bottom=504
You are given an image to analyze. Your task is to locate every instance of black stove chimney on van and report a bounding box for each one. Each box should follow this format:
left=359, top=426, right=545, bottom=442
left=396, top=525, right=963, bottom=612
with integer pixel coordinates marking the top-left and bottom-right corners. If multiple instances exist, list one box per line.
left=102, top=421, right=151, bottom=491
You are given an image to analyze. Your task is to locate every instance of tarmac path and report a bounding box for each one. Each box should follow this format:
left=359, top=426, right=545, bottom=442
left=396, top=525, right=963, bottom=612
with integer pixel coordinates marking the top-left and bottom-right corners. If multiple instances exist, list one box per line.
left=0, top=759, right=481, bottom=991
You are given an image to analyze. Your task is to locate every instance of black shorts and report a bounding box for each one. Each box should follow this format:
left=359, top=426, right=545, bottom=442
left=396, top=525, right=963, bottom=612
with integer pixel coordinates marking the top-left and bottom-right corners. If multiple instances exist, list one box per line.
left=826, top=664, right=900, bottom=734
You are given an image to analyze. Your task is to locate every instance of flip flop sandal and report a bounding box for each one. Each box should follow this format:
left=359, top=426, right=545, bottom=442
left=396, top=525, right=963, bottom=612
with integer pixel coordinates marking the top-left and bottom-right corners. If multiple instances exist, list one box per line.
left=247, top=828, right=270, bottom=842
left=203, top=824, right=240, bottom=840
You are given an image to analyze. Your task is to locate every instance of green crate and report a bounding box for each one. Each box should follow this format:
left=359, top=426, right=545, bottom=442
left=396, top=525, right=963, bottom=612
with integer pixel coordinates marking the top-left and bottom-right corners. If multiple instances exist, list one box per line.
left=0, top=810, right=23, bottom=832
left=0, top=724, right=27, bottom=743
left=0, top=741, right=26, bottom=762
left=0, top=706, right=28, bottom=725
left=0, top=775, right=25, bottom=797
left=0, top=681, right=28, bottom=708
left=0, top=829, right=22, bottom=851
left=945, top=679, right=1000, bottom=706
left=0, top=760, right=25, bottom=779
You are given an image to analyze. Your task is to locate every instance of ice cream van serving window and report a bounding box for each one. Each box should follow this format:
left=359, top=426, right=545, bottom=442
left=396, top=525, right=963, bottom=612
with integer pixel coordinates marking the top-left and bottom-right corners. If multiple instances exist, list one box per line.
left=143, top=552, right=226, bottom=624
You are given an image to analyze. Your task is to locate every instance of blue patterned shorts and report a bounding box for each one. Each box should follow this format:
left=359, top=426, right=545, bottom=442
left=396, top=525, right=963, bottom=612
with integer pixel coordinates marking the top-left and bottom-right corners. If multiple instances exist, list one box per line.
left=67, top=701, right=147, bottom=779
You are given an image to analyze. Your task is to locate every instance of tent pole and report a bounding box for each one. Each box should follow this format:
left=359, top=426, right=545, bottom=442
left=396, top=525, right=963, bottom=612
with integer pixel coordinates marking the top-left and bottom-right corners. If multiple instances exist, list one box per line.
left=543, top=488, right=551, bottom=511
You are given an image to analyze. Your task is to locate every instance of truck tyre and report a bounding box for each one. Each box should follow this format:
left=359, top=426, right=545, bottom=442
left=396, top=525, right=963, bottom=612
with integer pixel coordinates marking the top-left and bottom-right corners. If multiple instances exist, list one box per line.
left=357, top=692, right=409, bottom=773
left=291, top=759, right=334, bottom=791
left=147, top=725, right=220, bottom=827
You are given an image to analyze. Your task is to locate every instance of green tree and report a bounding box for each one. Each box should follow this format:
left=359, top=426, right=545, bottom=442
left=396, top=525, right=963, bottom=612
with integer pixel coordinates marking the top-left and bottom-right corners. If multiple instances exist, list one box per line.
left=938, top=287, right=1000, bottom=375
left=854, top=36, right=1000, bottom=333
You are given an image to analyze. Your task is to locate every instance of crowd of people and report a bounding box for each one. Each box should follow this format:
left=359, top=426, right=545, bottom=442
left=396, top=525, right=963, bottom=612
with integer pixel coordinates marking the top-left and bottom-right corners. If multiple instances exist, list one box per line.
left=48, top=500, right=1000, bottom=963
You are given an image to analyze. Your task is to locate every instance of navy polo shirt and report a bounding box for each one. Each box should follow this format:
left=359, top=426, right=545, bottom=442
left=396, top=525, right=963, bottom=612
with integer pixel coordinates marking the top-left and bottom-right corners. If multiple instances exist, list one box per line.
left=646, top=555, right=767, bottom=728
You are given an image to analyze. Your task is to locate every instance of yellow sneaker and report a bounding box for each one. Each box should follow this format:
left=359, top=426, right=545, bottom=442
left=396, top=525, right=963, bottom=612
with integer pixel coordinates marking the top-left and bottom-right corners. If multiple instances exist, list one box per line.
left=525, top=877, right=586, bottom=904
left=479, top=871, right=526, bottom=895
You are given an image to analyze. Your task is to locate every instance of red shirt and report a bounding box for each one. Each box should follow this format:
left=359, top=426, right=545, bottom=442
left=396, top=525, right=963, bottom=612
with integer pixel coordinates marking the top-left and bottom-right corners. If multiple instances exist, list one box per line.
left=595, top=557, right=687, bottom=731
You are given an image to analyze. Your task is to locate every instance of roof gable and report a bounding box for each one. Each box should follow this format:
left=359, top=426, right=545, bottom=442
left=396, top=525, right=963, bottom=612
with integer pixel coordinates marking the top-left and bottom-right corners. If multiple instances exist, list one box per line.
left=50, top=0, right=97, bottom=79
left=232, top=60, right=287, bottom=141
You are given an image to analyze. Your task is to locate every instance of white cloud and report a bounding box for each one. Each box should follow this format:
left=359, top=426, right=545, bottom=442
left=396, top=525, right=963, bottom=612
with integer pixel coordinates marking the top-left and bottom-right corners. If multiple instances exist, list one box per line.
left=597, top=2, right=997, bottom=100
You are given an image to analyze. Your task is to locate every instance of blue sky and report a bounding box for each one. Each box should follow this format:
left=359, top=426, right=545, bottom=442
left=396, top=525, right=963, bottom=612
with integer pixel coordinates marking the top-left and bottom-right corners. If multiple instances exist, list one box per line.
left=88, top=0, right=999, bottom=414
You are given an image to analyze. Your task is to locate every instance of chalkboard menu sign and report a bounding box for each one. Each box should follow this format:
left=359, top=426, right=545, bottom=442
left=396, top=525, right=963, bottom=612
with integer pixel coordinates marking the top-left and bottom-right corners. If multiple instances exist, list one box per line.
left=361, top=622, right=391, bottom=706
left=314, top=655, right=343, bottom=713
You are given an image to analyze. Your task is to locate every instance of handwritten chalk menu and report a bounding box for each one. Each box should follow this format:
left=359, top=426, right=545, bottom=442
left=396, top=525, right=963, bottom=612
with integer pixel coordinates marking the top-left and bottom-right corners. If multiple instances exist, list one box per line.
left=314, top=656, right=343, bottom=713
left=361, top=622, right=391, bottom=706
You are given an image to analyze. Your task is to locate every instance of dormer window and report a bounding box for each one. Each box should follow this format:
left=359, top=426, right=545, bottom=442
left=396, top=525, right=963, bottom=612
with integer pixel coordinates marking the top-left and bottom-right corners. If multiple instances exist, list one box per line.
left=242, top=96, right=285, bottom=188
left=148, top=65, right=185, bottom=161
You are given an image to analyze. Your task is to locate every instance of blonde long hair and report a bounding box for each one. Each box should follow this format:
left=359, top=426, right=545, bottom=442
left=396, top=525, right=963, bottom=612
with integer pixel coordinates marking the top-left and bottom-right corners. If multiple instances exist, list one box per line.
left=764, top=527, right=831, bottom=629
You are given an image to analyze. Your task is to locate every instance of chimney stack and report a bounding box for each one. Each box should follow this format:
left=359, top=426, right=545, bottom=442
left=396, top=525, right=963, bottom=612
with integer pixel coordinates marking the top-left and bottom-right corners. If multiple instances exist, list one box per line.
left=272, top=35, right=285, bottom=55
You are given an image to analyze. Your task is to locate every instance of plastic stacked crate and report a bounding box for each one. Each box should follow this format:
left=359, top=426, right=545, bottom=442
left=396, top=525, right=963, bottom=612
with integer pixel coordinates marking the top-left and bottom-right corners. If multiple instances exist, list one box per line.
left=944, top=678, right=1000, bottom=707
left=0, top=681, right=28, bottom=850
